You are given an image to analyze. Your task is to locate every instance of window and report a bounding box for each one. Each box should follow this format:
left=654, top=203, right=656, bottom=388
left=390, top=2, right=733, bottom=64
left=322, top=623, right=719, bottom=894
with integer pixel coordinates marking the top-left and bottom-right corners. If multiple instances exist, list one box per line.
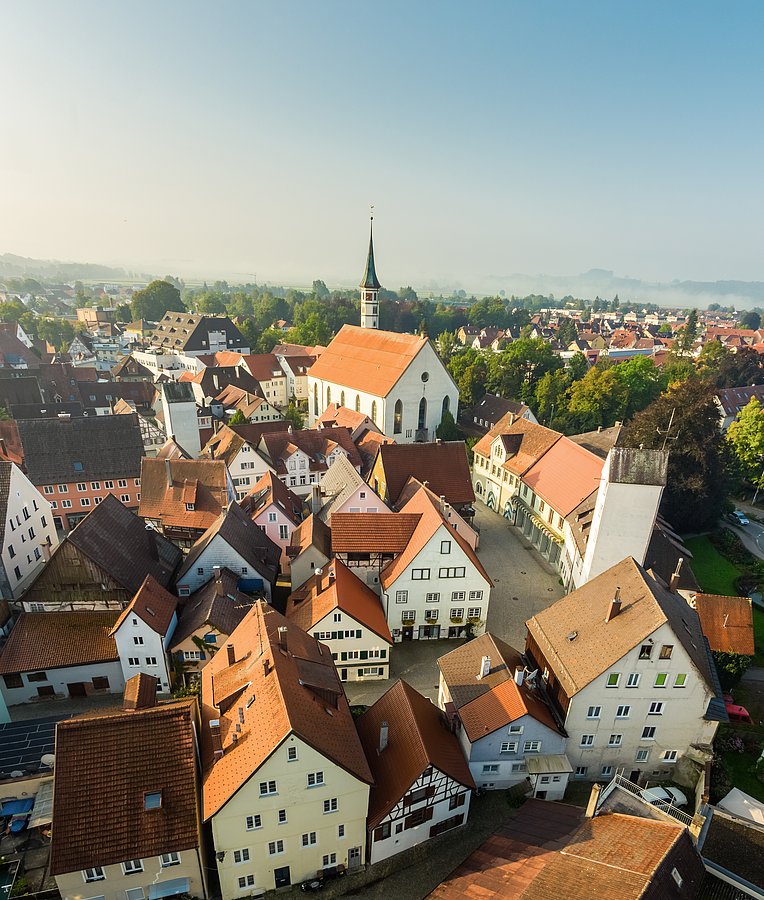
left=121, top=494, right=131, bottom=503
left=663, top=750, right=678, bottom=762
left=279, top=524, right=289, bottom=540
left=128, top=657, right=140, bottom=667
left=323, top=798, right=338, bottom=813
left=580, top=734, right=595, bottom=747
left=122, top=859, right=143, bottom=875
left=608, top=734, right=622, bottom=747
left=449, top=793, right=466, bottom=811
left=246, top=815, right=262, bottom=830
left=424, top=609, right=439, bottom=622
left=482, top=764, right=499, bottom=773
left=233, top=849, right=250, bottom=864
left=402, top=611, right=416, bottom=623
left=469, top=590, right=483, bottom=601
left=145, top=656, right=157, bottom=666
left=601, top=766, right=613, bottom=778
left=374, top=822, right=391, bottom=841
left=511, top=762, right=527, bottom=773
left=508, top=724, right=524, bottom=735
left=639, top=644, right=652, bottom=660
left=641, top=726, right=656, bottom=740
left=524, top=740, right=542, bottom=753
left=440, top=540, right=451, bottom=554
left=411, top=568, right=430, bottom=580
left=467, top=607, right=481, bottom=619
left=58, top=484, right=68, bottom=493
left=104, top=480, right=114, bottom=489
left=671, top=868, right=683, bottom=888
left=635, top=748, right=650, bottom=762
left=7, top=545, right=14, bottom=559
left=659, top=644, right=674, bottom=659
left=143, top=791, right=162, bottom=810
left=307, top=771, right=324, bottom=787
left=395, top=590, right=408, bottom=604
left=83, top=868, right=105, bottom=883
left=301, top=832, right=317, bottom=846
left=586, top=706, right=601, bottom=719
left=160, top=852, right=180, bottom=867
left=648, top=701, right=664, bottom=715
left=287, top=746, right=298, bottom=761
left=575, top=766, right=588, bottom=778
left=62, top=499, right=72, bottom=508
left=133, top=636, right=144, bottom=645
left=43, top=485, right=54, bottom=495
left=452, top=591, right=465, bottom=601
left=426, top=592, right=440, bottom=603
left=606, top=673, right=620, bottom=687
left=259, top=780, right=277, bottom=795
left=91, top=482, right=100, bottom=490
left=238, top=875, right=256, bottom=889
left=439, top=567, right=466, bottom=578
left=615, top=705, right=631, bottom=718
left=268, top=840, right=284, bottom=855
left=77, top=482, right=86, bottom=491
left=126, top=889, right=145, bottom=900
left=322, top=853, right=337, bottom=867
left=654, top=673, right=668, bottom=687
left=450, top=607, right=464, bottom=619
left=674, top=673, right=687, bottom=687
left=626, top=673, right=640, bottom=688
left=118, top=479, right=127, bottom=488
left=500, top=741, right=518, bottom=753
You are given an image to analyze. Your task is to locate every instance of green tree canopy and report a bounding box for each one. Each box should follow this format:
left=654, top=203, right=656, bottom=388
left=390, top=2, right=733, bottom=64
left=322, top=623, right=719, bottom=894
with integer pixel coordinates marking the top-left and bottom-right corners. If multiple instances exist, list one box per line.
left=283, top=403, right=304, bottom=430
left=131, top=279, right=185, bottom=322
left=436, top=410, right=460, bottom=441
left=726, top=397, right=764, bottom=486
left=485, top=339, right=563, bottom=403
left=739, top=310, right=761, bottom=331
left=227, top=409, right=247, bottom=425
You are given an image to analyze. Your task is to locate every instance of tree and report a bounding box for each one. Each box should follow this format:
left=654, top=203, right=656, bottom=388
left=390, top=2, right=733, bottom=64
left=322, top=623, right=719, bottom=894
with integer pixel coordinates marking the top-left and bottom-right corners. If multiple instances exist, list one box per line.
left=0, top=407, right=11, bottom=421
left=609, top=356, right=667, bottom=419
left=447, top=349, right=488, bottom=407
left=227, top=409, right=247, bottom=425
left=675, top=309, right=699, bottom=354
left=556, top=317, right=578, bottom=346
left=436, top=410, right=460, bottom=441
left=564, top=366, right=630, bottom=432
left=131, top=280, right=185, bottom=322
left=485, top=339, right=563, bottom=403
left=726, top=397, right=764, bottom=487
left=534, top=370, right=570, bottom=426
left=567, top=351, right=589, bottom=382
left=312, top=280, right=330, bottom=300
left=437, top=331, right=459, bottom=364
left=621, top=380, right=730, bottom=532
left=283, top=403, right=304, bottom=430
left=712, top=651, right=752, bottom=691
left=739, top=310, right=761, bottom=331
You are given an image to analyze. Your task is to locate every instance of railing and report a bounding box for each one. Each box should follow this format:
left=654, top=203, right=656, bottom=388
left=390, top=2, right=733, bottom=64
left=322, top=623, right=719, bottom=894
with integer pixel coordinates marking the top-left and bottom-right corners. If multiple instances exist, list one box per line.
left=610, top=773, right=695, bottom=826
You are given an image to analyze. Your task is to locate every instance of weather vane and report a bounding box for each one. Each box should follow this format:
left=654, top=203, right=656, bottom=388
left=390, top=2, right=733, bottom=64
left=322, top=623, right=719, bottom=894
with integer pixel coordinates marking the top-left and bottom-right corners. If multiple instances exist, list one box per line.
left=370, top=203, right=374, bottom=222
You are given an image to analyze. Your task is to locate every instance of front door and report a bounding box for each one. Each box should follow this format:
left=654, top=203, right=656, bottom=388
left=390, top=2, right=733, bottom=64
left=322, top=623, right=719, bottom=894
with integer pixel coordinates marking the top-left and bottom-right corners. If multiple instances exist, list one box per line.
left=274, top=866, right=290, bottom=888
left=629, top=770, right=641, bottom=784
left=401, top=626, right=414, bottom=642
left=348, top=847, right=362, bottom=870
left=341, top=667, right=347, bottom=681
left=67, top=682, right=87, bottom=698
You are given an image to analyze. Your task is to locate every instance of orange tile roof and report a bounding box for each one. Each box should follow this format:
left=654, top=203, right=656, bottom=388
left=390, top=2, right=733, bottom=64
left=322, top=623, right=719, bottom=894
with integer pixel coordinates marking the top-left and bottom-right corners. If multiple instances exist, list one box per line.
left=240, top=470, right=303, bottom=525
left=286, top=559, right=392, bottom=643
left=110, top=575, right=178, bottom=637
left=308, top=324, right=431, bottom=396
left=692, top=593, right=755, bottom=655
left=331, top=512, right=421, bottom=554
left=289, top=513, right=331, bottom=558
left=0, top=611, right=119, bottom=673
left=374, top=441, right=475, bottom=506
left=201, top=601, right=373, bottom=820
left=317, top=403, right=378, bottom=435
left=522, top=436, right=603, bottom=517
left=260, top=426, right=362, bottom=473
left=438, top=633, right=559, bottom=741
left=139, top=458, right=230, bottom=530
left=50, top=699, right=199, bottom=875
left=474, top=415, right=562, bottom=477
left=357, top=680, right=475, bottom=829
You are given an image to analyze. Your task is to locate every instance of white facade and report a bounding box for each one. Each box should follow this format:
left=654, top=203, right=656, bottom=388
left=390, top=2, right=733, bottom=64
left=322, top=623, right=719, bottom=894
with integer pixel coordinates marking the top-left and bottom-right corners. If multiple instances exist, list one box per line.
left=279, top=446, right=357, bottom=498
left=309, top=609, right=391, bottom=683
left=277, top=356, right=309, bottom=401
left=112, top=610, right=177, bottom=694
left=0, top=661, right=124, bottom=706
left=319, top=485, right=389, bottom=522
left=290, top=544, right=330, bottom=592
left=162, top=387, right=202, bottom=456
left=1, top=464, right=59, bottom=599
left=176, top=535, right=273, bottom=601
left=229, top=444, right=274, bottom=501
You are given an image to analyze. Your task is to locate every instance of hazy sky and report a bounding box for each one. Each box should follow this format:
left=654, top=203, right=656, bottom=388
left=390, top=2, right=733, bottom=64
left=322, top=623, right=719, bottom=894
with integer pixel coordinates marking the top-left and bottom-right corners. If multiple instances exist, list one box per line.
left=2, top=1, right=763, bottom=288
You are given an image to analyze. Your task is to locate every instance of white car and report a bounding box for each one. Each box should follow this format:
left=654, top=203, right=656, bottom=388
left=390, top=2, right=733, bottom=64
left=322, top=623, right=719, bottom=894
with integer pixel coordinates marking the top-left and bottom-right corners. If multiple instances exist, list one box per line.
left=639, top=786, right=688, bottom=807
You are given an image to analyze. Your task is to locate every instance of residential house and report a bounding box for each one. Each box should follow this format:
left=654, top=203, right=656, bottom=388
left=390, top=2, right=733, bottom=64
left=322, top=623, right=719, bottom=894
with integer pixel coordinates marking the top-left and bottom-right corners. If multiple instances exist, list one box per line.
left=214, top=384, right=282, bottom=424
left=286, top=559, right=392, bottom=682
left=139, top=458, right=235, bottom=548
left=466, top=393, right=537, bottom=434
left=174, top=501, right=280, bottom=599
left=237, top=353, right=289, bottom=408
left=525, top=557, right=726, bottom=783
left=21, top=495, right=181, bottom=612
left=17, top=414, right=144, bottom=531
left=395, top=478, right=478, bottom=550
left=714, top=385, right=764, bottom=430
left=111, top=353, right=154, bottom=382
left=287, top=514, right=331, bottom=590
left=357, top=679, right=474, bottom=864
left=79, top=380, right=155, bottom=416
left=314, top=454, right=390, bottom=524
left=50, top=679, right=208, bottom=900
left=274, top=347, right=319, bottom=402
left=200, top=423, right=284, bottom=500
left=169, top=567, right=253, bottom=686
left=0, top=329, right=40, bottom=370
left=239, top=471, right=303, bottom=572
left=437, top=633, right=569, bottom=794
left=159, top=381, right=203, bottom=456
left=113, top=398, right=166, bottom=457
left=110, top=576, right=178, bottom=694
left=0, top=611, right=123, bottom=707
left=316, top=404, right=383, bottom=443
left=148, top=311, right=249, bottom=358
left=689, top=593, right=755, bottom=657
left=355, top=430, right=394, bottom=479
left=0, top=461, right=58, bottom=598
left=201, top=602, right=373, bottom=894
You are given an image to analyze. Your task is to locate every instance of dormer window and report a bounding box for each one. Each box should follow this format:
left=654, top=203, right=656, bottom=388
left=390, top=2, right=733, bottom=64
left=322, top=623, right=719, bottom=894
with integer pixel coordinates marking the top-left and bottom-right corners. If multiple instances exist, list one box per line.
left=185, top=503, right=195, bottom=511
left=143, top=791, right=162, bottom=810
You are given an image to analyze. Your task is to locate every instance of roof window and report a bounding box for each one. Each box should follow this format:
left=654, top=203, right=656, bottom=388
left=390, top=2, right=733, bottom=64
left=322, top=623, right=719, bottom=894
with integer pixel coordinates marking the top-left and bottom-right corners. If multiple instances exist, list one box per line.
left=144, top=790, right=162, bottom=810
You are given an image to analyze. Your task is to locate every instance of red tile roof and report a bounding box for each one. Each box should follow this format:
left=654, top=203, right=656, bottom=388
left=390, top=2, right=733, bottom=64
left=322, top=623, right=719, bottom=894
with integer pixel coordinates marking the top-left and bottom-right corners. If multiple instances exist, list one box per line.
left=139, top=458, right=230, bottom=530
left=317, top=403, right=379, bottom=436
left=692, top=593, right=755, bottom=656
left=331, top=512, right=421, bottom=554
left=260, top=426, right=362, bottom=474
left=240, top=353, right=285, bottom=382
left=0, top=611, right=119, bottom=673
left=522, top=436, right=603, bottom=517
left=357, top=680, right=475, bottom=829
left=374, top=441, right=475, bottom=506
left=240, top=470, right=303, bottom=525
left=110, top=575, right=178, bottom=637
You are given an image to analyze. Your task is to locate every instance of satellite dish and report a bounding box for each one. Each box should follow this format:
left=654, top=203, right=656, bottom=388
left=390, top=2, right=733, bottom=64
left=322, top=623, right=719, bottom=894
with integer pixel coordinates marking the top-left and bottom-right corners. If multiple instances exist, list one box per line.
left=40, top=754, right=55, bottom=769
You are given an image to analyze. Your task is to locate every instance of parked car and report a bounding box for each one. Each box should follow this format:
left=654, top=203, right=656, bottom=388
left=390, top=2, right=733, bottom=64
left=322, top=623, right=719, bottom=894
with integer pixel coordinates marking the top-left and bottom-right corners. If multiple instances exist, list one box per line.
left=728, top=510, right=750, bottom=526
left=639, top=786, right=688, bottom=807
left=300, top=878, right=324, bottom=892
left=725, top=701, right=754, bottom=725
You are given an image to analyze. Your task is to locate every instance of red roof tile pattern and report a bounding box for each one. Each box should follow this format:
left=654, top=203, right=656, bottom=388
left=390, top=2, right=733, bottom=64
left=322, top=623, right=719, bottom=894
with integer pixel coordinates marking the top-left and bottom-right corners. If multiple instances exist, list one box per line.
left=260, top=426, right=362, bottom=474
left=110, top=575, right=178, bottom=637
left=139, top=458, right=230, bottom=530
left=240, top=470, right=303, bottom=525
left=171, top=568, right=254, bottom=647
left=692, top=593, right=755, bottom=656
left=472, top=415, right=561, bottom=472
left=317, top=403, right=379, bottom=436
left=123, top=672, right=159, bottom=709
left=50, top=700, right=199, bottom=874
left=240, top=353, right=285, bottom=382
left=331, top=512, right=421, bottom=554
left=357, top=680, right=474, bottom=829
left=0, top=611, right=119, bottom=674
left=374, top=441, right=475, bottom=506
left=522, top=436, right=603, bottom=517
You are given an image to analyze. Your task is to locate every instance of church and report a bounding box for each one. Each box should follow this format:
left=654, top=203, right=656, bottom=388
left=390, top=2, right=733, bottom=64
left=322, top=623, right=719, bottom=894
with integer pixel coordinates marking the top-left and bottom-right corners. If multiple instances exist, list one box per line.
left=307, top=222, right=458, bottom=442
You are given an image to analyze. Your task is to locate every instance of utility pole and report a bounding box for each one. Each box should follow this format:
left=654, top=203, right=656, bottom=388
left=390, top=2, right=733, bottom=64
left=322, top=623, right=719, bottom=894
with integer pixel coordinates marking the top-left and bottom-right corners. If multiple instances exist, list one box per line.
left=656, top=407, right=677, bottom=452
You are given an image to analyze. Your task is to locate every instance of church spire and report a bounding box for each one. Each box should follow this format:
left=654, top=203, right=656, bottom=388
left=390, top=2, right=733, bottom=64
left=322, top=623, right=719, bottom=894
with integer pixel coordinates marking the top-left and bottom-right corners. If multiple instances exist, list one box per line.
left=360, top=211, right=381, bottom=329
left=360, top=215, right=381, bottom=291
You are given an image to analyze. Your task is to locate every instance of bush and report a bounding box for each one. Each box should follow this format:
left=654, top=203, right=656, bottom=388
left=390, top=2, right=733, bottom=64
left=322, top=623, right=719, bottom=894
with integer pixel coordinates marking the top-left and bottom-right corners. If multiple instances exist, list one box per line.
left=709, top=755, right=733, bottom=804
left=713, top=651, right=753, bottom=691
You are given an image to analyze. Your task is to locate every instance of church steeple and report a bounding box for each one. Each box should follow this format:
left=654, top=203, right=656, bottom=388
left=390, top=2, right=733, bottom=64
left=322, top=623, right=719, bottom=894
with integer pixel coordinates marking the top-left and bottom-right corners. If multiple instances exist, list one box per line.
left=360, top=214, right=381, bottom=329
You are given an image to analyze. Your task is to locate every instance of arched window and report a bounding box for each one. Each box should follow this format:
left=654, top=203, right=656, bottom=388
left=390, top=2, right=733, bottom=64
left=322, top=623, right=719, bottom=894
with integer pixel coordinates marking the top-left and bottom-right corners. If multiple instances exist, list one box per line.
left=393, top=399, right=403, bottom=434
left=441, top=395, right=450, bottom=422
left=418, top=397, right=427, bottom=431
left=371, top=401, right=378, bottom=425
left=326, top=386, right=332, bottom=406
left=355, top=394, right=361, bottom=413
left=313, top=383, right=318, bottom=417
left=340, top=391, right=346, bottom=408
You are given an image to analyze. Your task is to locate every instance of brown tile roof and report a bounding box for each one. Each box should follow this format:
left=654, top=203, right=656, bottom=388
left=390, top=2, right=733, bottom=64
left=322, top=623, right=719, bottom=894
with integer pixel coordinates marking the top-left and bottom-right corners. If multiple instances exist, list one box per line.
left=308, top=324, right=432, bottom=396
left=260, top=426, right=362, bottom=474
left=286, top=559, right=392, bottom=643
left=527, top=557, right=716, bottom=697
left=567, top=424, right=623, bottom=459
left=317, top=403, right=378, bottom=435
left=240, top=353, right=285, bottom=382
left=123, top=672, right=159, bottom=709
left=110, top=575, right=178, bottom=637
left=214, top=384, right=271, bottom=418
left=438, top=633, right=560, bottom=741
left=0, top=611, right=119, bottom=674
left=240, top=470, right=303, bottom=525
left=374, top=441, right=475, bottom=506
left=316, top=454, right=378, bottom=522
left=356, top=430, right=394, bottom=476
left=289, top=513, right=331, bottom=559
left=200, top=423, right=248, bottom=467
left=201, top=601, right=373, bottom=819
left=50, top=699, right=199, bottom=875
left=171, top=567, right=254, bottom=647
left=331, top=512, right=421, bottom=554
left=692, top=594, right=755, bottom=656
left=523, top=436, right=604, bottom=517
left=472, top=414, right=560, bottom=470
left=156, top=436, right=192, bottom=460
left=139, top=458, right=231, bottom=530
left=357, top=680, right=474, bottom=829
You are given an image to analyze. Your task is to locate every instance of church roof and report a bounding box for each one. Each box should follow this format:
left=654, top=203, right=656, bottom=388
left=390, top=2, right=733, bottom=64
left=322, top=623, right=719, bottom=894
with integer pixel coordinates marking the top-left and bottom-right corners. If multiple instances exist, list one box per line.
left=360, top=220, right=381, bottom=290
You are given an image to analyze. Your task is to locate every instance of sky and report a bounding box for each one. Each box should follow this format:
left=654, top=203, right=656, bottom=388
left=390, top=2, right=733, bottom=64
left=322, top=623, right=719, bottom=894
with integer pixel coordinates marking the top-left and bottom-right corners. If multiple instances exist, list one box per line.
left=1, top=1, right=763, bottom=289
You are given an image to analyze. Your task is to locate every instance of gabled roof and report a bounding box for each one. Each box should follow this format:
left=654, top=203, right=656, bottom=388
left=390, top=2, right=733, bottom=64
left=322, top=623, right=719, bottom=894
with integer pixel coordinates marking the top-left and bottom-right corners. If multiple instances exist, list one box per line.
left=691, top=593, right=755, bottom=656
left=177, top=501, right=280, bottom=584
left=357, top=680, right=474, bottom=829
left=308, top=324, right=431, bottom=397
left=201, top=601, right=373, bottom=819
left=567, top=424, right=623, bottom=460
left=715, top=384, right=764, bottom=418
left=469, top=394, right=530, bottom=427
left=522, top=436, right=604, bottom=518
left=111, top=354, right=153, bottom=379
left=214, top=383, right=271, bottom=418
left=331, top=512, right=421, bottom=554
left=239, top=353, right=285, bottom=382
left=64, top=494, right=182, bottom=592
left=0, top=329, right=40, bottom=369
left=260, top=426, right=362, bottom=474
left=356, top=430, right=394, bottom=476
left=240, top=470, right=303, bottom=525
left=17, top=414, right=144, bottom=484
left=139, top=458, right=230, bottom=531
left=317, top=402, right=379, bottom=436
left=473, top=415, right=561, bottom=475
left=316, top=454, right=373, bottom=522
left=50, top=699, right=199, bottom=875
left=110, top=575, right=178, bottom=637
left=0, top=461, right=14, bottom=547
left=373, top=441, right=475, bottom=506
left=286, top=559, right=392, bottom=643
left=150, top=311, right=246, bottom=352
left=289, top=513, right=331, bottom=559
left=0, top=611, right=119, bottom=674
left=526, top=557, right=718, bottom=699
left=438, top=633, right=560, bottom=741
left=171, top=567, right=254, bottom=647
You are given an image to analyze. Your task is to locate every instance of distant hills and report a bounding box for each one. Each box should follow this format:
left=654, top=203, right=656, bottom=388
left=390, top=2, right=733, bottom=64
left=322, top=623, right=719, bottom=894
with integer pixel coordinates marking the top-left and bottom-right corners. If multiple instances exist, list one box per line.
left=0, top=252, right=152, bottom=283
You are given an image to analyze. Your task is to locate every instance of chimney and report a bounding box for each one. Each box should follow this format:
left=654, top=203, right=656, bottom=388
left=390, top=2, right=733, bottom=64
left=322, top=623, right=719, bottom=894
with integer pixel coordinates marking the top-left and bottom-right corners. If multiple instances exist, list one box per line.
left=514, top=666, right=524, bottom=686
left=165, top=458, right=173, bottom=487
left=215, top=576, right=225, bottom=597
left=605, top=587, right=622, bottom=623
left=226, top=643, right=235, bottom=666
left=277, top=626, right=288, bottom=653
left=478, top=656, right=491, bottom=680
left=585, top=782, right=602, bottom=817
left=378, top=721, right=389, bottom=753
left=311, top=484, right=322, bottom=515
left=669, top=557, right=683, bottom=594
left=209, top=719, right=224, bottom=758
left=145, top=524, right=159, bottom=561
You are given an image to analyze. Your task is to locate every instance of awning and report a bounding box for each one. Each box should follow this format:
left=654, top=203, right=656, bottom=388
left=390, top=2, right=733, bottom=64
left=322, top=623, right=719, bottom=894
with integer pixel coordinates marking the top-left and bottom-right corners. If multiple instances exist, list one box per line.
left=526, top=754, right=574, bottom=776
left=148, top=878, right=190, bottom=899
left=513, top=499, right=563, bottom=544
left=0, top=798, right=33, bottom=816
left=28, top=780, right=54, bottom=829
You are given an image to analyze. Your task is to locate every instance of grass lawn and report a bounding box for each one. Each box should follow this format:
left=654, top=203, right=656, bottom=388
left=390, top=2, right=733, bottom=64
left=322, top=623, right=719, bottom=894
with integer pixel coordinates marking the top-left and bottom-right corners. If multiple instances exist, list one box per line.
left=720, top=743, right=764, bottom=803
left=685, top=535, right=742, bottom=596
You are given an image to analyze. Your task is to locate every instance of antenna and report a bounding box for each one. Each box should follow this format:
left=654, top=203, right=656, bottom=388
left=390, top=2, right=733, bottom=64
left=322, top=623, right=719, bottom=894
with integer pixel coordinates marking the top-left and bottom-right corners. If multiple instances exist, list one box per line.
left=370, top=203, right=374, bottom=222
left=656, top=407, right=678, bottom=452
